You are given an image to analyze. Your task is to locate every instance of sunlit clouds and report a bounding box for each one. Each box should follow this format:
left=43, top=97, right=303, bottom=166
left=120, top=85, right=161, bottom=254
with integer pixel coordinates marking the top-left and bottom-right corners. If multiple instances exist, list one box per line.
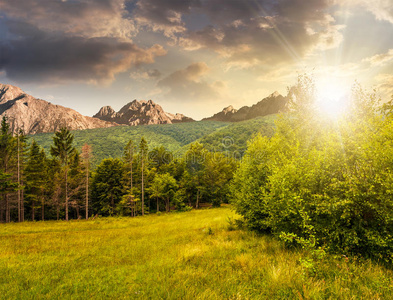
left=0, top=0, right=392, bottom=119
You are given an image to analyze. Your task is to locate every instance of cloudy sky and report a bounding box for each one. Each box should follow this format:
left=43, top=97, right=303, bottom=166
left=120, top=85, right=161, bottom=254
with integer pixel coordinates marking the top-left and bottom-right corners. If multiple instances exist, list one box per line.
left=0, top=0, right=392, bottom=120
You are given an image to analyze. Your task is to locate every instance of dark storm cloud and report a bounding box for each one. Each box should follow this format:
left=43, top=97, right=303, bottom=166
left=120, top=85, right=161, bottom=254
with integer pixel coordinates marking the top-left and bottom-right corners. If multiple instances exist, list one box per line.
left=133, top=0, right=201, bottom=36
left=0, top=21, right=166, bottom=84
left=0, top=0, right=169, bottom=84
left=134, top=0, right=341, bottom=66
left=186, top=0, right=340, bottom=65
left=0, top=0, right=135, bottom=39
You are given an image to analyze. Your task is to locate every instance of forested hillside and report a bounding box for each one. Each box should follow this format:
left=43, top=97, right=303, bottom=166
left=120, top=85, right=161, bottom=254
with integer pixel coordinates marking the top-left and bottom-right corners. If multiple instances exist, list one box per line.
left=31, top=117, right=277, bottom=164
left=31, top=121, right=230, bottom=165
left=190, top=115, right=276, bottom=154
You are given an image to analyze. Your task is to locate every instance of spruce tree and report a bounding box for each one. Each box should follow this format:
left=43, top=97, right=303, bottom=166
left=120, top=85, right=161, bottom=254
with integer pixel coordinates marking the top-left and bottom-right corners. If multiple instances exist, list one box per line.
left=139, top=137, right=148, bottom=216
left=50, top=127, right=75, bottom=221
left=25, top=140, right=47, bottom=221
left=0, top=116, right=15, bottom=223
left=16, top=129, right=28, bottom=222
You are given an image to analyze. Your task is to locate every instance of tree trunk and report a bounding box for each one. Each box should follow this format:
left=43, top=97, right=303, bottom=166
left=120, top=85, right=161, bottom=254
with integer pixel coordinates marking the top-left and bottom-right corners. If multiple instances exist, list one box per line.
left=65, top=166, right=68, bottom=221
left=141, top=151, right=144, bottom=216
left=196, top=189, right=199, bottom=209
left=56, top=190, right=60, bottom=220
left=157, top=197, right=159, bottom=212
left=17, top=133, right=21, bottom=222
left=0, top=195, right=4, bottom=223
left=5, top=194, right=9, bottom=223
left=76, top=204, right=80, bottom=219
left=32, top=200, right=35, bottom=221
left=85, top=166, right=89, bottom=220
left=167, top=197, right=170, bottom=212
left=21, top=189, right=24, bottom=222
left=41, top=196, right=44, bottom=221
left=111, top=195, right=114, bottom=216
left=130, top=156, right=133, bottom=192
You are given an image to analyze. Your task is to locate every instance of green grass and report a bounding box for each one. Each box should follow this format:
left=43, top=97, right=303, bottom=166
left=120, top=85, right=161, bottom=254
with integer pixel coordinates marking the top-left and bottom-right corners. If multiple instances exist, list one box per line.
left=1, top=206, right=392, bottom=299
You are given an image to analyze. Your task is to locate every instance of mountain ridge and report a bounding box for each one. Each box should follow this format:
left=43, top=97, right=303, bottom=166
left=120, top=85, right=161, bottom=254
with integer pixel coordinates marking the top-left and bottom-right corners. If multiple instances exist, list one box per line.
left=203, top=91, right=288, bottom=122
left=0, top=83, right=116, bottom=135
left=93, top=99, right=194, bottom=126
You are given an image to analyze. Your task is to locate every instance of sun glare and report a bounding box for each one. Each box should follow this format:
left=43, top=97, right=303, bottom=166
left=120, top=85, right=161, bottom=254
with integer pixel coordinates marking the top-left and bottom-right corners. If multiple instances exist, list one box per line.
left=315, top=77, right=349, bottom=119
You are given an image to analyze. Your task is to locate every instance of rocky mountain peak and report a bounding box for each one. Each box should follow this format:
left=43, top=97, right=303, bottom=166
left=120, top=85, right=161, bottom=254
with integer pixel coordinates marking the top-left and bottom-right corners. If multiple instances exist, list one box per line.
left=93, top=106, right=119, bottom=122
left=96, top=105, right=116, bottom=116
left=222, top=105, right=237, bottom=114
left=0, top=83, right=117, bottom=134
left=270, top=91, right=281, bottom=98
left=94, top=99, right=193, bottom=126
left=203, top=92, right=289, bottom=122
left=0, top=83, right=25, bottom=104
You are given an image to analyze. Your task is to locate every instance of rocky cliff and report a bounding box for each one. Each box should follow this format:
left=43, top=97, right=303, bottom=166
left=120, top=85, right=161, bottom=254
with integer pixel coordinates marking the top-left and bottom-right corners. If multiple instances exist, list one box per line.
left=203, top=92, right=288, bottom=122
left=0, top=83, right=116, bottom=134
left=94, top=99, right=194, bottom=126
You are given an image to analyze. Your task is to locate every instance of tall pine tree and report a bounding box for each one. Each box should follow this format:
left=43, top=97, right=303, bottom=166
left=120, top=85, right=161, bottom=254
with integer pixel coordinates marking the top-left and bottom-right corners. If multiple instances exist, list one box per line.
left=0, top=116, right=15, bottom=223
left=50, top=127, right=75, bottom=221
left=139, top=137, right=148, bottom=216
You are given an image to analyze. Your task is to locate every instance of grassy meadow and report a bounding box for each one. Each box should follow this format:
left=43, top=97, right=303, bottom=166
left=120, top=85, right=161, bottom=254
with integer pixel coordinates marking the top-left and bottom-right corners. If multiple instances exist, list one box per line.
left=1, top=206, right=392, bottom=299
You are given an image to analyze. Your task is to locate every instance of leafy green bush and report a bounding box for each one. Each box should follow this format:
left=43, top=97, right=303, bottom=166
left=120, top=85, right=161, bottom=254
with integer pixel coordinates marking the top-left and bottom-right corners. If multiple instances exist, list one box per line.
left=231, top=75, right=393, bottom=262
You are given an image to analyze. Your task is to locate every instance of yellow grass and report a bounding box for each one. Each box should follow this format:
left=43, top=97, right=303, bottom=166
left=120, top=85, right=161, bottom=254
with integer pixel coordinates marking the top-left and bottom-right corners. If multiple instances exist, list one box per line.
left=0, top=206, right=392, bottom=299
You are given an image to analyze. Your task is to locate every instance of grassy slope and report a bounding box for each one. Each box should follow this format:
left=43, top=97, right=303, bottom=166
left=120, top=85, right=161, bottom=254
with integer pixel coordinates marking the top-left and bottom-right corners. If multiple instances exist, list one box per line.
left=0, top=207, right=391, bottom=299
left=31, top=121, right=229, bottom=165
left=184, top=115, right=276, bottom=155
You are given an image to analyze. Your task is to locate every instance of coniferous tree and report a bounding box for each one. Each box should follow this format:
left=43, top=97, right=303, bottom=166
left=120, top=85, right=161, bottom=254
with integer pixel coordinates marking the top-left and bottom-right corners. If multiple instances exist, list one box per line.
left=0, top=116, right=15, bottom=223
left=16, top=129, right=28, bottom=222
left=0, top=170, right=18, bottom=209
left=25, top=140, right=47, bottom=221
left=91, top=158, right=127, bottom=216
left=139, top=137, right=148, bottom=216
left=47, top=158, right=62, bottom=220
left=50, top=127, right=75, bottom=221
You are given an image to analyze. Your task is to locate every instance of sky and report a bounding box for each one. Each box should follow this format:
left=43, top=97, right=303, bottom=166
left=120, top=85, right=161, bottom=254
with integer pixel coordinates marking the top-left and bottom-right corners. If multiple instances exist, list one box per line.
left=0, top=0, right=393, bottom=120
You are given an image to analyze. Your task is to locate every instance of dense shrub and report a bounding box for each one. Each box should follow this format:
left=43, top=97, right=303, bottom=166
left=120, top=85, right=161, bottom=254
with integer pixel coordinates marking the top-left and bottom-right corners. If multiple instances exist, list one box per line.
left=231, top=75, right=393, bottom=262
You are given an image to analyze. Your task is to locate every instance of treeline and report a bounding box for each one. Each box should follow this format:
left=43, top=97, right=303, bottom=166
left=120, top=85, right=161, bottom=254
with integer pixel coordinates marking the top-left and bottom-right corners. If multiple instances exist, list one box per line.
left=0, top=117, right=237, bottom=222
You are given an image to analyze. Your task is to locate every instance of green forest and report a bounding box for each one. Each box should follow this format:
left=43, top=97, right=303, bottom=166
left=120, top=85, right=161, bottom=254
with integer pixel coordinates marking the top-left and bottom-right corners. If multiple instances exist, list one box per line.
left=31, top=116, right=276, bottom=165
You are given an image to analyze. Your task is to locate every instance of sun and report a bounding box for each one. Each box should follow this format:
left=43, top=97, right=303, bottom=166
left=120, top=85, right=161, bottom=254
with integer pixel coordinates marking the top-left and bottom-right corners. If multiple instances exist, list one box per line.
left=315, top=77, right=349, bottom=119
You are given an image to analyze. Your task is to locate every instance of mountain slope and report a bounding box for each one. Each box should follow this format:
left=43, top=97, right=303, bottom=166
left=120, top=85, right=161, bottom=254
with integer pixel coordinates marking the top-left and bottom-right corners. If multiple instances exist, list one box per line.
left=178, top=115, right=277, bottom=155
left=94, top=99, right=194, bottom=126
left=31, top=115, right=277, bottom=166
left=0, top=83, right=116, bottom=134
left=31, top=121, right=230, bottom=166
left=203, top=91, right=288, bottom=122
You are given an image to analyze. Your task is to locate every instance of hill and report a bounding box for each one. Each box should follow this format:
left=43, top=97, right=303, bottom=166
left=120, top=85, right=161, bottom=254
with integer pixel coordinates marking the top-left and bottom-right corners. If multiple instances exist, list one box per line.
left=30, top=115, right=277, bottom=165
left=175, top=115, right=277, bottom=156
left=31, top=121, right=230, bottom=165
left=0, top=207, right=391, bottom=299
